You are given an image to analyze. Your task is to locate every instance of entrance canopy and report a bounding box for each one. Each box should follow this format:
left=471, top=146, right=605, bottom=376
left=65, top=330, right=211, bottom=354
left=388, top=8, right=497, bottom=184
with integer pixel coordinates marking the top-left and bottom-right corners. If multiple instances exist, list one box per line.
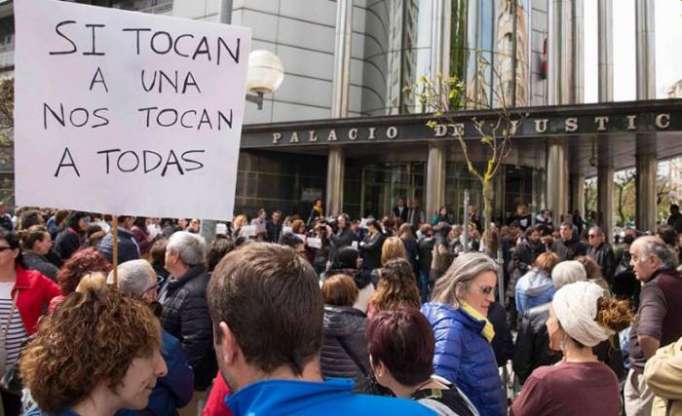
left=241, top=98, right=682, bottom=175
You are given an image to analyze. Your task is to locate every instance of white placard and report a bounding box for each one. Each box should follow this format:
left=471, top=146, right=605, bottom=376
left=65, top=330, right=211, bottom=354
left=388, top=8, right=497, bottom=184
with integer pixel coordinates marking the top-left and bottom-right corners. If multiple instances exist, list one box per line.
left=14, top=0, right=251, bottom=221
left=307, top=237, right=322, bottom=249
left=240, top=225, right=256, bottom=238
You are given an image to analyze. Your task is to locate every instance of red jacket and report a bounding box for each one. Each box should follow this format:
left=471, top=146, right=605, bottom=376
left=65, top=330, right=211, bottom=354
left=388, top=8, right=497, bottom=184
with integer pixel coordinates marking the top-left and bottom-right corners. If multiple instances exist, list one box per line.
left=13, top=266, right=61, bottom=335
left=202, top=373, right=233, bottom=416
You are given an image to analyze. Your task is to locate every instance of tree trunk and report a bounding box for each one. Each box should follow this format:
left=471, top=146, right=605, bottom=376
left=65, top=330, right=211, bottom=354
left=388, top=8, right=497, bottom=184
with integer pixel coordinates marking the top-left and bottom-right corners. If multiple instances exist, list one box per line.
left=617, top=185, right=626, bottom=227
left=482, top=179, right=494, bottom=231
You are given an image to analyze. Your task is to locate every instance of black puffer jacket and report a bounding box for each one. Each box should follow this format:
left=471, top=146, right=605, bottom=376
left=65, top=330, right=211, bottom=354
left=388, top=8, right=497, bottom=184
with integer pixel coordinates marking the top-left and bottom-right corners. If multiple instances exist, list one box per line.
left=512, top=303, right=560, bottom=384
left=320, top=305, right=369, bottom=380
left=159, top=265, right=216, bottom=391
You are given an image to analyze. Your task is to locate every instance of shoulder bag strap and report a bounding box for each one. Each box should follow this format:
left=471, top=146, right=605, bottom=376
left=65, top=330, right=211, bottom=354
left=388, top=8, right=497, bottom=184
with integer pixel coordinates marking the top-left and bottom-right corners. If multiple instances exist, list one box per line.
left=1, top=292, right=18, bottom=342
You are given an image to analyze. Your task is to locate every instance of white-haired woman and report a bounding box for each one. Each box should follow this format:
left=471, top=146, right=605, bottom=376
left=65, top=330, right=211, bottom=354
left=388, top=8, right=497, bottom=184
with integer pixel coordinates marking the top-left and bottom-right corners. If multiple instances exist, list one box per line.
left=421, top=252, right=505, bottom=416
left=511, top=281, right=632, bottom=415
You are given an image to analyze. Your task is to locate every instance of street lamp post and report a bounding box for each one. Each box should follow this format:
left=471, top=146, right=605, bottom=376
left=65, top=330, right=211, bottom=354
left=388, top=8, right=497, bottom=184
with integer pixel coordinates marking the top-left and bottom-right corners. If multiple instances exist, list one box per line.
left=199, top=49, right=284, bottom=243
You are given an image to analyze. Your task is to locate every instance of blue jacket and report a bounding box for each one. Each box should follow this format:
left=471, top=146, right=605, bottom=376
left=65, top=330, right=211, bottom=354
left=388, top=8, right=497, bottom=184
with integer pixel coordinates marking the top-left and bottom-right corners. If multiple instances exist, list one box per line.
left=514, top=268, right=555, bottom=315
left=97, top=228, right=140, bottom=264
left=116, top=331, right=194, bottom=416
left=421, top=302, right=505, bottom=416
left=226, top=378, right=436, bottom=416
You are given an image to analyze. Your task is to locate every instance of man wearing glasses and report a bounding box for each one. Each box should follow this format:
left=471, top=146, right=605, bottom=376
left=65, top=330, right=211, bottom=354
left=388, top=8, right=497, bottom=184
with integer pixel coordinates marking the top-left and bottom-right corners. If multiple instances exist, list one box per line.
left=587, top=226, right=616, bottom=286
left=551, top=222, right=588, bottom=261
left=625, top=236, right=682, bottom=416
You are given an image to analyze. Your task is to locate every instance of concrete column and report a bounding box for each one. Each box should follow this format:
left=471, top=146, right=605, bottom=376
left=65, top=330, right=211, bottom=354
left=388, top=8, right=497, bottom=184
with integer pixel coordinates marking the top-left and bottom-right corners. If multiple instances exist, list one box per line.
left=325, top=0, right=352, bottom=215
left=570, top=173, right=585, bottom=217
left=597, top=139, right=614, bottom=242
left=547, top=140, right=569, bottom=227
left=573, top=0, right=584, bottom=104
left=597, top=0, right=613, bottom=101
left=331, top=0, right=353, bottom=118
left=430, top=0, right=451, bottom=78
left=326, top=147, right=345, bottom=217
left=636, top=136, right=657, bottom=233
left=634, top=0, right=657, bottom=232
left=425, top=144, right=446, bottom=218
left=635, top=0, right=656, bottom=100
left=548, top=0, right=564, bottom=105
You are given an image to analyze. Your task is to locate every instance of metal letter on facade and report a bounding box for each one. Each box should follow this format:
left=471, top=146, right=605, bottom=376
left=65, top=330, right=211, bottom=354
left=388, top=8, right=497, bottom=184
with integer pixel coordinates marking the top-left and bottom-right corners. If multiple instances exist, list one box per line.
left=594, top=116, right=609, bottom=131
left=289, top=131, right=299, bottom=143
left=386, top=126, right=398, bottom=139
left=535, top=119, right=549, bottom=133
left=565, top=117, right=578, bottom=133
left=655, top=113, right=670, bottom=129
left=626, top=115, right=637, bottom=130
left=272, top=132, right=282, bottom=144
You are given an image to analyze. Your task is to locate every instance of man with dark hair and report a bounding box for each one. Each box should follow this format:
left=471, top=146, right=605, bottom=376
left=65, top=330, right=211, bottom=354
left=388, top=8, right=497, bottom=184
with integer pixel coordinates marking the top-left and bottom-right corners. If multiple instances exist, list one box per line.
left=625, top=236, right=682, bottom=416
left=328, top=214, right=354, bottom=265
left=551, top=222, right=588, bottom=261
left=207, top=243, right=435, bottom=416
left=266, top=210, right=283, bottom=243
left=587, top=225, right=616, bottom=286
left=392, top=198, right=408, bottom=223
left=667, top=204, right=682, bottom=234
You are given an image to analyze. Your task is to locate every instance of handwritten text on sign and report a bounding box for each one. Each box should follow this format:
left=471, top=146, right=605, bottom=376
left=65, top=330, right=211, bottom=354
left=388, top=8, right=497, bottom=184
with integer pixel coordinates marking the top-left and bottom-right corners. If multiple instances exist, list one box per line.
left=14, top=0, right=252, bottom=220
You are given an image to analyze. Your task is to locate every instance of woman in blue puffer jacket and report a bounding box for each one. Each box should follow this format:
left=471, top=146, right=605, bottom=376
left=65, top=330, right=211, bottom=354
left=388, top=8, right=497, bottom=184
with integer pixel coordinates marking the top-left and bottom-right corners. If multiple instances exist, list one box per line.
left=421, top=252, right=506, bottom=416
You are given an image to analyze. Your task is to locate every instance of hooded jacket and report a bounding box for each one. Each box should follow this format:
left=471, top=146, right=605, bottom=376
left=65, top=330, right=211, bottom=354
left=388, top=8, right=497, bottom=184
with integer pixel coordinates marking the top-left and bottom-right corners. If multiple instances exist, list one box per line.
left=226, top=378, right=436, bottom=416
left=514, top=268, right=556, bottom=315
left=320, top=305, right=369, bottom=379
left=644, top=337, right=682, bottom=416
left=421, top=302, right=506, bottom=416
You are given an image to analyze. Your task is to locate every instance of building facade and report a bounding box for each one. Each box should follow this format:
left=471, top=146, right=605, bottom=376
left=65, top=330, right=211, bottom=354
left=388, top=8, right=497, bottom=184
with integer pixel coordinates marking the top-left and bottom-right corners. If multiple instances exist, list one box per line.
left=1, top=0, right=677, bottom=237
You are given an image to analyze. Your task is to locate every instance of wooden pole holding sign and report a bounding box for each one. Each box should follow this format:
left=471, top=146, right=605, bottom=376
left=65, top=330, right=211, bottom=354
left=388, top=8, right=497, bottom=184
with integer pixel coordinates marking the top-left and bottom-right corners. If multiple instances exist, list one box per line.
left=111, top=216, right=119, bottom=288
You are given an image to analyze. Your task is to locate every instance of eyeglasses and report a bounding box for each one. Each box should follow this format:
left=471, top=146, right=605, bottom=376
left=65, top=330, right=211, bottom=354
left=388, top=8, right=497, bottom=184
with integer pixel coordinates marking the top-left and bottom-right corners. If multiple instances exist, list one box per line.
left=143, top=283, right=159, bottom=294
left=0, top=246, right=13, bottom=252
left=588, top=234, right=598, bottom=238
left=480, top=285, right=495, bottom=296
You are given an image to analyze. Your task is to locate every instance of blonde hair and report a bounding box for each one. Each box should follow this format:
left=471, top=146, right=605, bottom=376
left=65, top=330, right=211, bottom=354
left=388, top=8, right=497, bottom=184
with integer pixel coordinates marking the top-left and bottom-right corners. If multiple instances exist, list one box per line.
left=381, top=236, right=407, bottom=266
left=75, top=272, right=108, bottom=296
left=431, top=252, right=498, bottom=308
left=233, top=215, right=248, bottom=230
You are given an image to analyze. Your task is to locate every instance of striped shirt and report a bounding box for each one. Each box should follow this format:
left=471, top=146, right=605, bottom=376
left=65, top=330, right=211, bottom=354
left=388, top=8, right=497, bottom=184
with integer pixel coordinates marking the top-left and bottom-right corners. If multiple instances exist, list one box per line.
left=0, top=282, right=27, bottom=367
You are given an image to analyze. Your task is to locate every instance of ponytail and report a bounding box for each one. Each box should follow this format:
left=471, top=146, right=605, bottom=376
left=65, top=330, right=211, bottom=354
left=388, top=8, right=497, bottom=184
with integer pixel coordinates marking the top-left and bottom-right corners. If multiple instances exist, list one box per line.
left=596, top=297, right=633, bottom=332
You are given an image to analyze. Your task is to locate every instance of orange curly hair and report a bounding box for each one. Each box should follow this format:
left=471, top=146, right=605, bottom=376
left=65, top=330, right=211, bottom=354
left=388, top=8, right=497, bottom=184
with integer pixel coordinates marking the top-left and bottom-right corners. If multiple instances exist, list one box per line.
left=20, top=288, right=161, bottom=413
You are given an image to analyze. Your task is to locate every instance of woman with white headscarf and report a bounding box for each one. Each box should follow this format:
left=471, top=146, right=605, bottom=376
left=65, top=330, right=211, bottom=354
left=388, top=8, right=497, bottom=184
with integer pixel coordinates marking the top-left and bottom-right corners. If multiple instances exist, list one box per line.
left=511, top=281, right=632, bottom=416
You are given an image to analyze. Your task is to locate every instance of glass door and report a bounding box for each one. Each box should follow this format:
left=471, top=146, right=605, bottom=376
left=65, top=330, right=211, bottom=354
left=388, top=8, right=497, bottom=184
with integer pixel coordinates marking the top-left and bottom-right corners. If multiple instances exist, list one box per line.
left=360, top=162, right=425, bottom=218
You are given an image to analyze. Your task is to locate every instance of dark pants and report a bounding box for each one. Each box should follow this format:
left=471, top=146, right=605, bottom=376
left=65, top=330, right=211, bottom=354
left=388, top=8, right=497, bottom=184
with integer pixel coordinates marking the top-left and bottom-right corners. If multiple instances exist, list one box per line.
left=2, top=389, right=21, bottom=416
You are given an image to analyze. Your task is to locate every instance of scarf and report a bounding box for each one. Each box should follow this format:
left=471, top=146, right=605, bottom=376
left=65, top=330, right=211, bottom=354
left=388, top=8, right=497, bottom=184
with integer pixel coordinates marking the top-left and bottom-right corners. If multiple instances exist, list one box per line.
left=460, top=302, right=495, bottom=343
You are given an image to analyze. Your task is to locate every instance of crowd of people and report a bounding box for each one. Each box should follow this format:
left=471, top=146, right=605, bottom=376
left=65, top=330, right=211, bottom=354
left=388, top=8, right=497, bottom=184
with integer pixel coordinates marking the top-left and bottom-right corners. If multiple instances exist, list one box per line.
left=0, top=201, right=678, bottom=415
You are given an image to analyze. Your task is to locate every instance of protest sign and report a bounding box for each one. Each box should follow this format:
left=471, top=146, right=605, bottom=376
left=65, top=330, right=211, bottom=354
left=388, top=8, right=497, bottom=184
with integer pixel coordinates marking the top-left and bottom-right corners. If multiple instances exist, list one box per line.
left=14, top=0, right=251, bottom=220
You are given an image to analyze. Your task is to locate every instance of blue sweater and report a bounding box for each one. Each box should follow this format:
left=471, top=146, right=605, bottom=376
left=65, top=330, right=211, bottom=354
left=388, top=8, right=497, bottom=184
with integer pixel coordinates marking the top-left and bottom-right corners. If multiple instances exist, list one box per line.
left=421, top=302, right=506, bottom=416
left=227, top=378, right=436, bottom=416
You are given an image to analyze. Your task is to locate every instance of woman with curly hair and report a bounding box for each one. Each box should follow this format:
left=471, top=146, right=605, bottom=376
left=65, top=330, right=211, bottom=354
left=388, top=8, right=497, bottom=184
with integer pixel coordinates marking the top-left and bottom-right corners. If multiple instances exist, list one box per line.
left=49, top=248, right=111, bottom=312
left=366, top=258, right=420, bottom=319
left=20, top=288, right=167, bottom=415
